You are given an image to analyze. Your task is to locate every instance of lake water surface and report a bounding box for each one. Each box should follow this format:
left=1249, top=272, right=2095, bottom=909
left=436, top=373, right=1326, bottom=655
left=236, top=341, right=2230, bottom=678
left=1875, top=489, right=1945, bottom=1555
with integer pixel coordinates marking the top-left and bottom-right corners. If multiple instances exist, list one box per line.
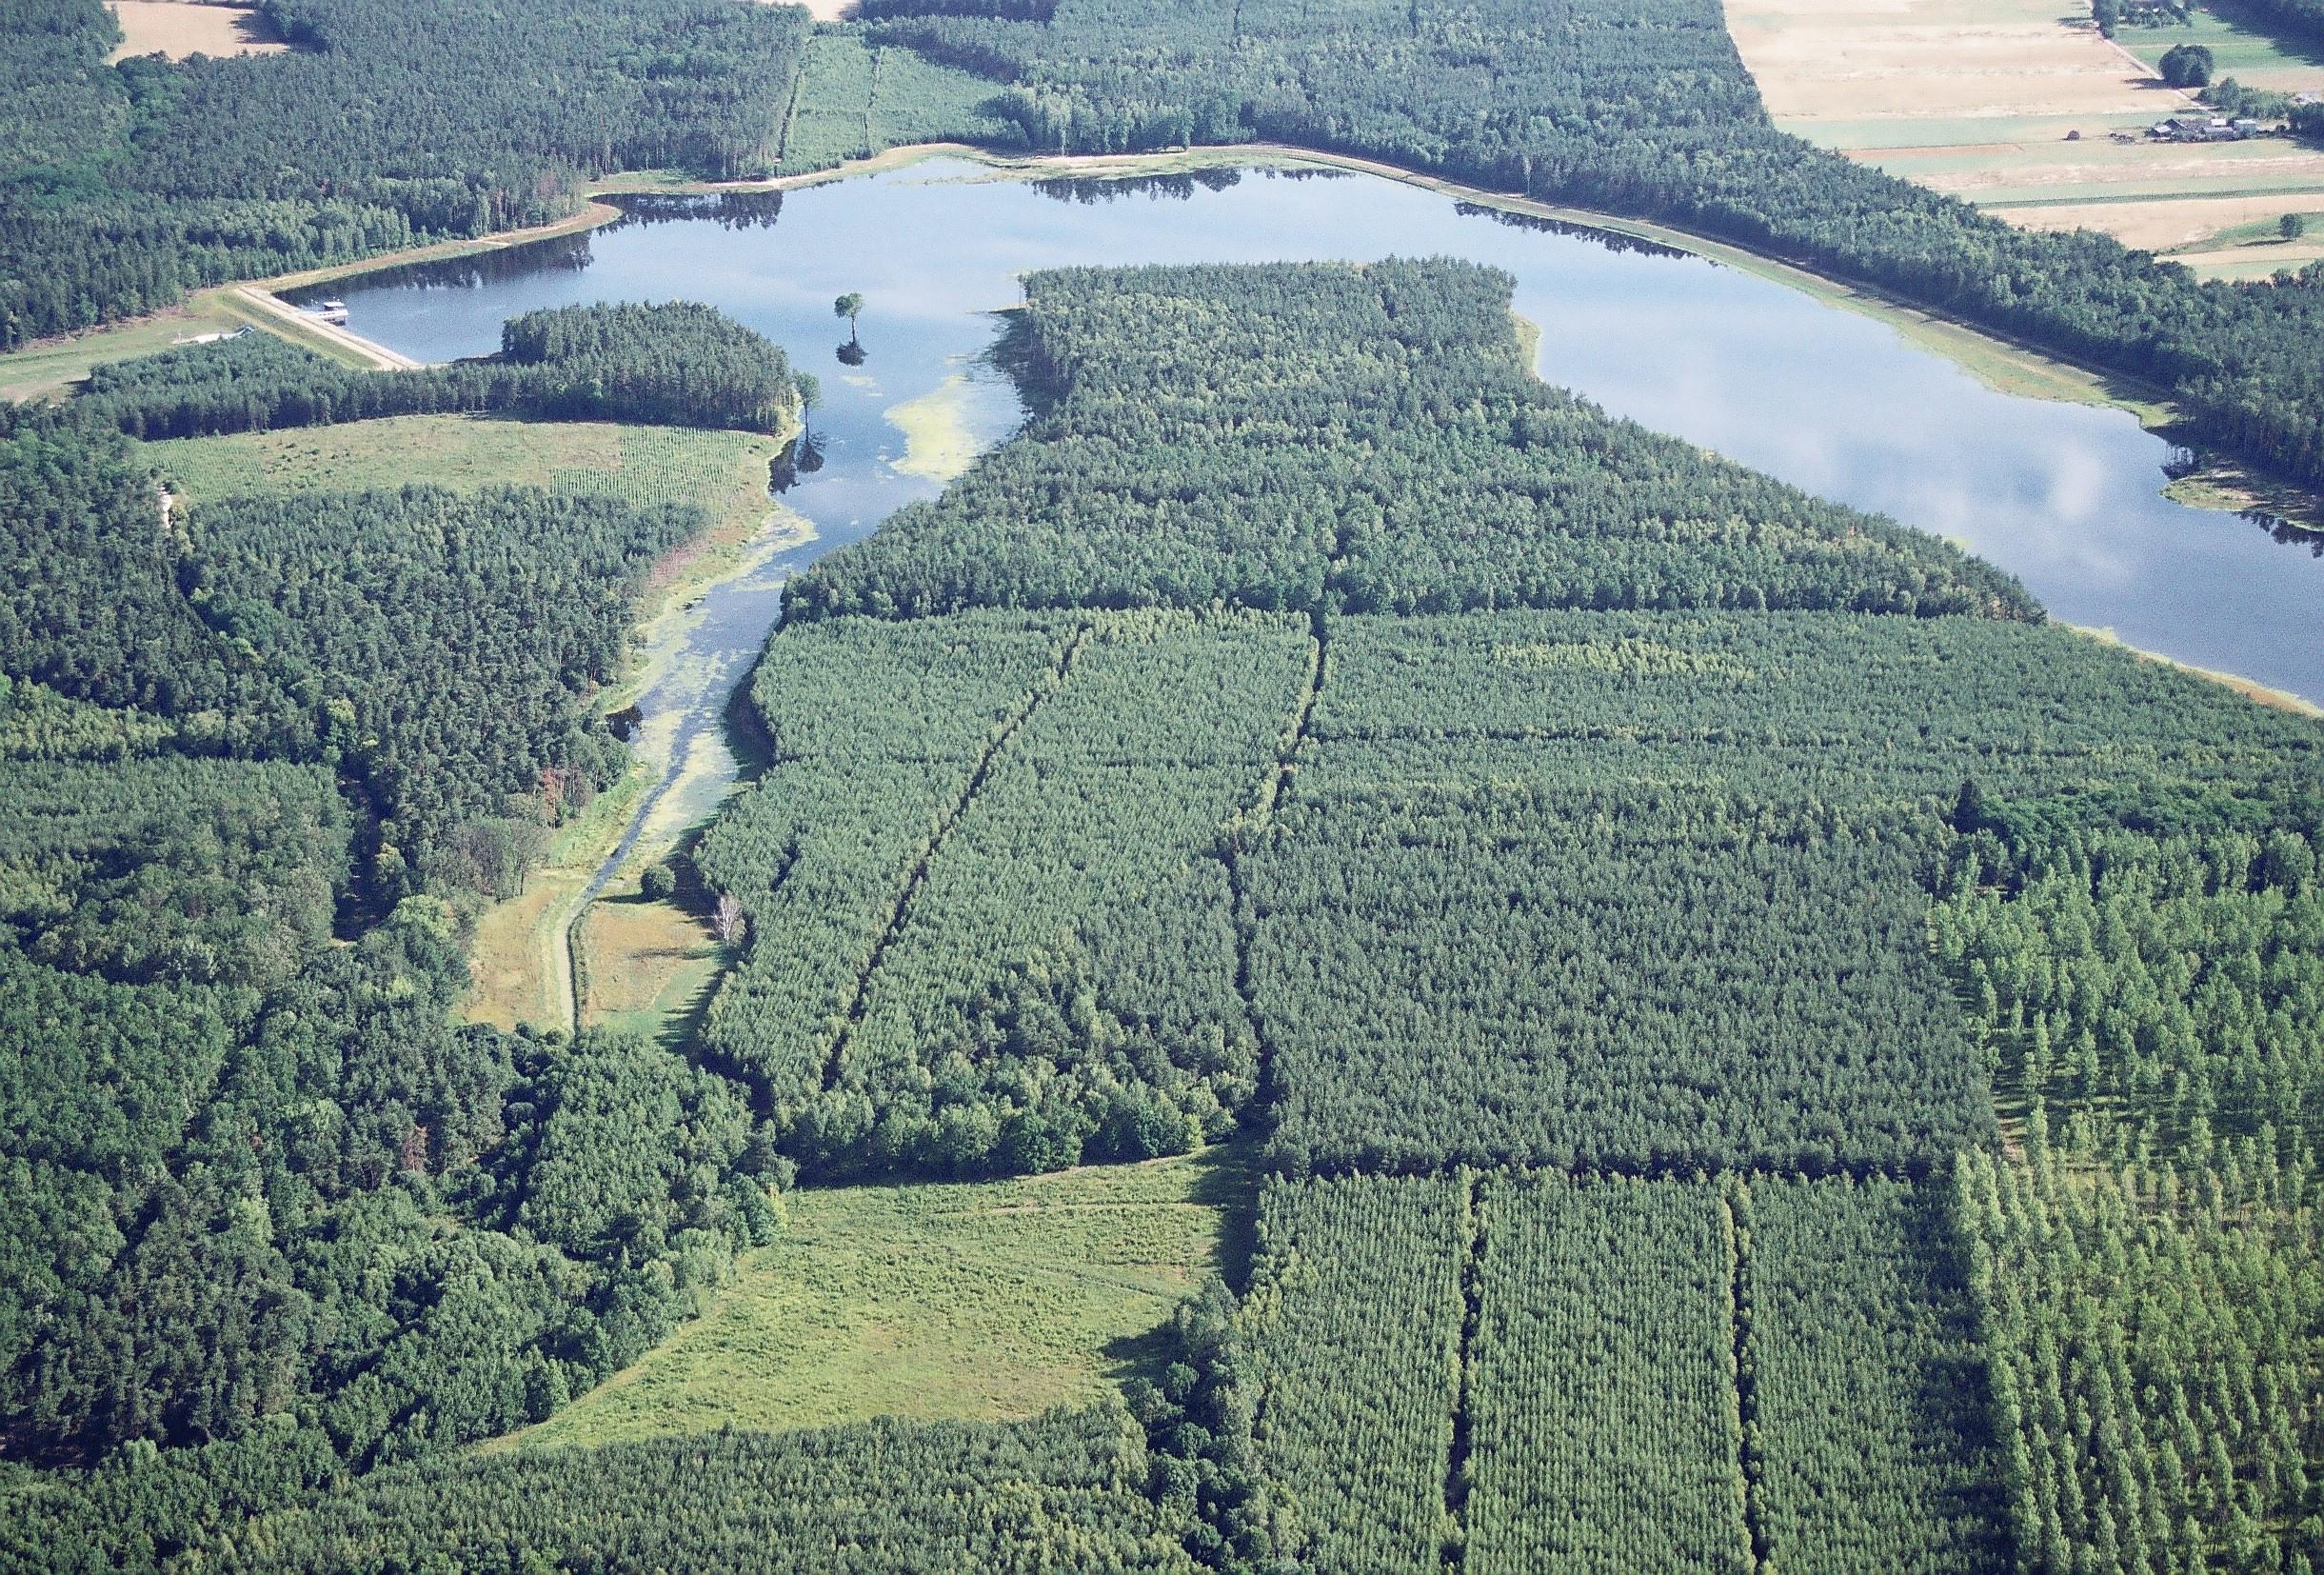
left=306, top=154, right=2324, bottom=775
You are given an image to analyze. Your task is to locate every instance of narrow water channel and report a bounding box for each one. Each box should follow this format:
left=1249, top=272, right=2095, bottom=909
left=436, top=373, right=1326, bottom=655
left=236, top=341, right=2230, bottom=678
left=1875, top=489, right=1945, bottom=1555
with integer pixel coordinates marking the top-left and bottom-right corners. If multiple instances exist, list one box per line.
left=302, top=155, right=2324, bottom=999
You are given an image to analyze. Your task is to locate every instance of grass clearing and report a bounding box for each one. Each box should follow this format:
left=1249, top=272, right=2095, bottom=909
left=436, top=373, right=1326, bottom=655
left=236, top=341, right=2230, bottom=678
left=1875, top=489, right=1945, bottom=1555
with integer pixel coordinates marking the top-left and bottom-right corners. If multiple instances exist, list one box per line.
left=1730, top=0, right=2324, bottom=268
left=489, top=1143, right=1260, bottom=1452
left=466, top=767, right=653, bottom=1032
left=0, top=300, right=247, bottom=402
left=142, top=415, right=785, bottom=519
left=2118, top=0, right=2324, bottom=91
left=109, top=1, right=288, bottom=61
left=578, top=892, right=724, bottom=1042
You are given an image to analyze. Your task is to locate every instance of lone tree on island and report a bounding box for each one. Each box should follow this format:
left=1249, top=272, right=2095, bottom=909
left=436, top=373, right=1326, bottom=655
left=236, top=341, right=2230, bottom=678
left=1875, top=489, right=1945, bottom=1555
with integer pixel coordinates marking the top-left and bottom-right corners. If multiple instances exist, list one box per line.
left=834, top=292, right=868, bottom=366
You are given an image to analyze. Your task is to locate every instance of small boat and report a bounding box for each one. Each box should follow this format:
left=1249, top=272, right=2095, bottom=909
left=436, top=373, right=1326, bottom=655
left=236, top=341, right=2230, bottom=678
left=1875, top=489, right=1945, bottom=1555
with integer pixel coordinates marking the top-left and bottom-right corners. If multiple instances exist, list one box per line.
left=307, top=299, right=349, bottom=326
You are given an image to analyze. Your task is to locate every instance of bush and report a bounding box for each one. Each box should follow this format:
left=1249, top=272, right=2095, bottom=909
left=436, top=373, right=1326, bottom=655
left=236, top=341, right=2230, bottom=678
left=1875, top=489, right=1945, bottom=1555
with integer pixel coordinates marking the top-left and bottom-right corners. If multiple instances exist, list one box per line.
left=2159, top=43, right=2214, bottom=86
left=640, top=862, right=678, bottom=902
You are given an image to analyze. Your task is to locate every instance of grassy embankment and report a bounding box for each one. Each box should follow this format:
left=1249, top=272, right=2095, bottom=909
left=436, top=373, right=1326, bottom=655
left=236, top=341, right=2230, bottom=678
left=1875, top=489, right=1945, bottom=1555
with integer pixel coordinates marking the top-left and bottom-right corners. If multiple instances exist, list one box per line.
left=137, top=414, right=806, bottom=1032
left=490, top=1141, right=1259, bottom=1453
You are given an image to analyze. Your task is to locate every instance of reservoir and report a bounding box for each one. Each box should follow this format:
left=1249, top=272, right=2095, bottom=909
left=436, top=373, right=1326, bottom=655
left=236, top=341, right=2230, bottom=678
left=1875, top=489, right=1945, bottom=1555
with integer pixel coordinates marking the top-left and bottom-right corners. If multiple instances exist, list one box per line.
left=307, top=152, right=2324, bottom=725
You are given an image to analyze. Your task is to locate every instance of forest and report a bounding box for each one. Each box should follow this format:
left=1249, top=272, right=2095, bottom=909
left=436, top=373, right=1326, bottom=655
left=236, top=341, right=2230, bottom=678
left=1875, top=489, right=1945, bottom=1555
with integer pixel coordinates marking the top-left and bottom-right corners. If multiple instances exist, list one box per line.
left=721, top=263, right=2323, bottom=1571
left=0, top=0, right=812, bottom=348
left=0, top=292, right=808, bottom=1557
left=4, top=249, right=2323, bottom=1571
left=8, top=0, right=2324, bottom=495
left=852, top=0, right=2324, bottom=488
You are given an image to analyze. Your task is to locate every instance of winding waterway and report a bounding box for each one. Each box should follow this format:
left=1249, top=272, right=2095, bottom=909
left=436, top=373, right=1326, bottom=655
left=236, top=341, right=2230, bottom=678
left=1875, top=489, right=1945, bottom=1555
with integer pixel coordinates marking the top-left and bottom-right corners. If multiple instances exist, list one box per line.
left=300, top=154, right=2324, bottom=998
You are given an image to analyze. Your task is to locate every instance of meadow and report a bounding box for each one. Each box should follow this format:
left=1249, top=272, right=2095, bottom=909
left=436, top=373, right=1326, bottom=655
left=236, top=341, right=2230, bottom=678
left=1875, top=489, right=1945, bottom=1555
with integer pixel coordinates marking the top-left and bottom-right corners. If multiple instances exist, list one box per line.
left=142, top=414, right=785, bottom=519
left=494, top=1144, right=1257, bottom=1450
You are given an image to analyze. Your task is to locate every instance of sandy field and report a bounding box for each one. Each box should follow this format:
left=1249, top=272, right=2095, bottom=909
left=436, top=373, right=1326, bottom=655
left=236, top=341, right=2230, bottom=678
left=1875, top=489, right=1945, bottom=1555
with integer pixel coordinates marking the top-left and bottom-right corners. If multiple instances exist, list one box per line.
left=755, top=0, right=853, bottom=19
left=1729, top=0, right=2324, bottom=266
left=109, top=0, right=288, bottom=60
left=1730, top=0, right=2179, bottom=121
left=1994, top=189, right=2324, bottom=247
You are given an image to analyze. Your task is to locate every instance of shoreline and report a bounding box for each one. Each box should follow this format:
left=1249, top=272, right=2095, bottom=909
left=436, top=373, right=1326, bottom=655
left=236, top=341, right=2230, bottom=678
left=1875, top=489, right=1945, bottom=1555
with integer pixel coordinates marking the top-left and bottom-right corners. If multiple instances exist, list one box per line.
left=4, top=139, right=2181, bottom=422
left=2067, top=624, right=2322, bottom=718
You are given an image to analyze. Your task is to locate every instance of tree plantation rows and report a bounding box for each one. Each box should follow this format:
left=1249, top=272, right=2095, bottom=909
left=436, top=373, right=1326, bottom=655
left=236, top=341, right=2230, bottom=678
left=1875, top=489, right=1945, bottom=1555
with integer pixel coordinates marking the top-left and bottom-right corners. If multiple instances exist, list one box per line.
left=779, top=33, right=1019, bottom=173
left=1937, top=818, right=2324, bottom=1176
left=1141, top=1169, right=2007, bottom=1569
left=675, top=262, right=2323, bottom=1570
left=6, top=254, right=2324, bottom=1567
left=697, top=609, right=1314, bottom=1178
left=1960, top=1152, right=2324, bottom=1573
left=21, top=1406, right=1194, bottom=1572
left=707, top=588, right=2324, bottom=1184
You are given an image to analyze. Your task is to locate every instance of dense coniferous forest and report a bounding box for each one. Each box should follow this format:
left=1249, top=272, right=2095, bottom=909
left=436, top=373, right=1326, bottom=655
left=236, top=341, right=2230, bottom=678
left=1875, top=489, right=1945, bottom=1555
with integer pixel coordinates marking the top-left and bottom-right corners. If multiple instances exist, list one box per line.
left=1744, top=1176, right=2010, bottom=1573
left=5, top=250, right=2323, bottom=1571
left=1464, top=1173, right=1753, bottom=1572
left=699, top=262, right=2323, bottom=1573
left=790, top=264, right=2033, bottom=621
left=0, top=0, right=811, bottom=347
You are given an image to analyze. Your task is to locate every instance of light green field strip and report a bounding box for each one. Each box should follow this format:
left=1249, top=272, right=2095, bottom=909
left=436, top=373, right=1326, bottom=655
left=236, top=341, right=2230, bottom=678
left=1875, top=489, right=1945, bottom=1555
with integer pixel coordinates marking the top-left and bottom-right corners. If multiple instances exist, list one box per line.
left=2117, top=2, right=2324, bottom=90
left=489, top=1144, right=1258, bottom=1452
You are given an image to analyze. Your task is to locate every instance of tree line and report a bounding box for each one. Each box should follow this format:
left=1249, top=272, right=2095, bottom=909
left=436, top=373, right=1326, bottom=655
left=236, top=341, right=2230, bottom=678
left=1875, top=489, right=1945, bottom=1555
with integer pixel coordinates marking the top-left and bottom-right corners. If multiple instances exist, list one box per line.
left=82, top=301, right=802, bottom=440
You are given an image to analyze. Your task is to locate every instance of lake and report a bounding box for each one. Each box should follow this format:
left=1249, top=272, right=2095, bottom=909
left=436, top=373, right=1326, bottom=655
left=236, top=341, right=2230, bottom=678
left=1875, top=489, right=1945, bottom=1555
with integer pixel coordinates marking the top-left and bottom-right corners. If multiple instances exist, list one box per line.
left=301, top=154, right=2324, bottom=874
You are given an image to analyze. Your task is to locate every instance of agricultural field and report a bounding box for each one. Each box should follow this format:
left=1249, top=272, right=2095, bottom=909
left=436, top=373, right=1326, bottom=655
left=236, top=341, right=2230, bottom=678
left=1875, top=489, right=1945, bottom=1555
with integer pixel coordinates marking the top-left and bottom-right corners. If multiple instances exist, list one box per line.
left=1728, top=0, right=2324, bottom=269
left=495, top=1145, right=1255, bottom=1450
left=108, top=1, right=288, bottom=62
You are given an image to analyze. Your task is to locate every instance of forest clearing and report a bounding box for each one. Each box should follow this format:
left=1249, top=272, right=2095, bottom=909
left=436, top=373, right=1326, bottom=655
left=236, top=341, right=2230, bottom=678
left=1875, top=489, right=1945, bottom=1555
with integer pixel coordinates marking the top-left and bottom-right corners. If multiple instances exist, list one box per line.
left=492, top=1146, right=1253, bottom=1452
left=106, top=0, right=287, bottom=62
